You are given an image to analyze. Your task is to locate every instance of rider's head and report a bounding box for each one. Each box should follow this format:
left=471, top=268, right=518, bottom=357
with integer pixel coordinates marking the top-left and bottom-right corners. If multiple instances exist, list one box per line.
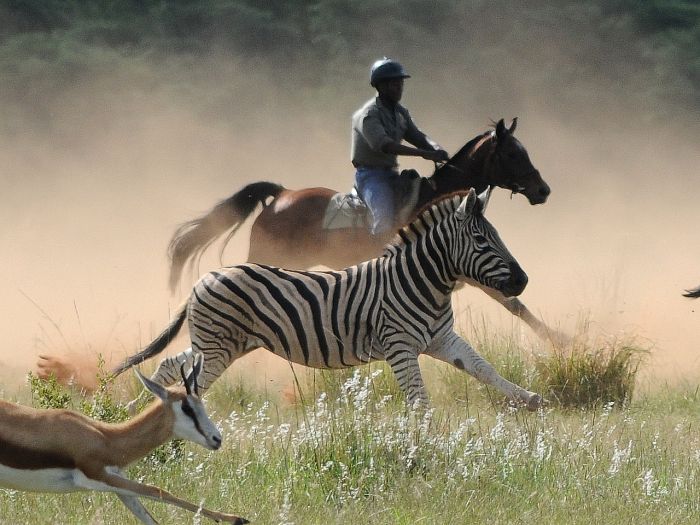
left=370, top=57, right=410, bottom=104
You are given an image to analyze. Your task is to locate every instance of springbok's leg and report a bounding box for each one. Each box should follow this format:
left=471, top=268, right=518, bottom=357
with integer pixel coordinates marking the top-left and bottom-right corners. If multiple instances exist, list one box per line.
left=116, top=494, right=158, bottom=525
left=465, top=279, right=571, bottom=345
left=86, top=469, right=248, bottom=524
left=426, top=331, right=543, bottom=411
left=385, top=344, right=429, bottom=408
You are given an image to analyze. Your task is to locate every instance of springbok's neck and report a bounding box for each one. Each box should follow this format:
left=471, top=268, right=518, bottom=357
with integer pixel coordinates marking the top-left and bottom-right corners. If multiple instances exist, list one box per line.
left=96, top=401, right=174, bottom=467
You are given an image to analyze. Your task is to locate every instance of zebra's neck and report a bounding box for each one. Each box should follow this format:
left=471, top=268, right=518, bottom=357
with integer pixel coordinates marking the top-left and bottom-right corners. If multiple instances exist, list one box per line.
left=382, top=218, right=457, bottom=308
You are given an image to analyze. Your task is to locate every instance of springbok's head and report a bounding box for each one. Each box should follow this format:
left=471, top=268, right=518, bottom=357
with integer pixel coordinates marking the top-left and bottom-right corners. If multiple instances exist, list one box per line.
left=452, top=188, right=528, bottom=297
left=487, top=118, right=550, bottom=205
left=135, top=355, right=222, bottom=450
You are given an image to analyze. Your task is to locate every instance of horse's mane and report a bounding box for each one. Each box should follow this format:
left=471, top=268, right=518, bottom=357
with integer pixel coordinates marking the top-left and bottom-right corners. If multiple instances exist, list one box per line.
left=432, top=131, right=492, bottom=177
left=384, top=191, right=473, bottom=253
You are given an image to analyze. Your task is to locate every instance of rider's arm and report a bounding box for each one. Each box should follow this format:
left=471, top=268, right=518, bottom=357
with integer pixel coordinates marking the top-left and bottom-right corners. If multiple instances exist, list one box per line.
left=360, top=108, right=446, bottom=162
left=401, top=109, right=449, bottom=161
left=381, top=141, right=445, bottom=161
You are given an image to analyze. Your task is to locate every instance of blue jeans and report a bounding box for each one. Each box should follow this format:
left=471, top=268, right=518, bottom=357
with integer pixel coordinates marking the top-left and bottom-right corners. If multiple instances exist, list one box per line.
left=355, top=167, right=398, bottom=235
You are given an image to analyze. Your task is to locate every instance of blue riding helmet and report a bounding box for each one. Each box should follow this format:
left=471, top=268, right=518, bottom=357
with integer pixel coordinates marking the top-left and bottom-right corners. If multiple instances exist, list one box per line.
left=370, top=57, right=411, bottom=87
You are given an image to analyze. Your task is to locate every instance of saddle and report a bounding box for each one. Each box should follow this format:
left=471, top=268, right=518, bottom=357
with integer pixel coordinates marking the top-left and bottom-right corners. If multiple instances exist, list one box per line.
left=322, top=169, right=422, bottom=230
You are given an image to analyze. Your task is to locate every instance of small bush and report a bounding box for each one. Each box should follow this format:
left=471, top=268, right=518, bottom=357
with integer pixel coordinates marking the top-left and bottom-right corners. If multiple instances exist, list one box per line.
left=78, top=355, right=128, bottom=423
left=27, top=371, right=72, bottom=410
left=536, top=335, right=648, bottom=409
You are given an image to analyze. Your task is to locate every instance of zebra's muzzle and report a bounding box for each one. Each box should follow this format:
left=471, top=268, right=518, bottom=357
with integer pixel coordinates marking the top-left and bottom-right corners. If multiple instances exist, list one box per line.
left=499, top=262, right=528, bottom=297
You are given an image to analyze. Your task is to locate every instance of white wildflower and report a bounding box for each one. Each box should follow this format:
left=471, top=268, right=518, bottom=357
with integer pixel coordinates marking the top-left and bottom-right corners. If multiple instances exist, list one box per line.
left=608, top=440, right=633, bottom=475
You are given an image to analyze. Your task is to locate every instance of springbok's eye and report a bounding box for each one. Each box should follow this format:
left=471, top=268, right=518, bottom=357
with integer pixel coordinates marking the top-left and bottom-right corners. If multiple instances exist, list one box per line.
left=181, top=399, right=196, bottom=420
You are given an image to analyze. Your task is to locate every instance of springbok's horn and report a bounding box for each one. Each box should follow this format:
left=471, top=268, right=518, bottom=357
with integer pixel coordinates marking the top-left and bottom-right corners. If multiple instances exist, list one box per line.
left=191, top=355, right=202, bottom=396
left=180, top=362, right=192, bottom=395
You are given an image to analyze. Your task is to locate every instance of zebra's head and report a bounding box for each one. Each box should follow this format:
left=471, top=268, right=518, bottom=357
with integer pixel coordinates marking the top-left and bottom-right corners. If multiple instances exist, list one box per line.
left=451, top=188, right=528, bottom=297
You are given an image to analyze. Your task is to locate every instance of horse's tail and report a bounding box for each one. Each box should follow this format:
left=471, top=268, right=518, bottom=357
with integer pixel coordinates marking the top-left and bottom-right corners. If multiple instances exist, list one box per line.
left=168, top=181, right=285, bottom=292
left=112, top=304, right=188, bottom=377
left=683, top=285, right=700, bottom=298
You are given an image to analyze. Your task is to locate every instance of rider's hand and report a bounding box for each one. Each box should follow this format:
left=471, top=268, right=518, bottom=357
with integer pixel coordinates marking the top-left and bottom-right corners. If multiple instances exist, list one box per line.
left=435, top=149, right=449, bottom=162
left=422, top=149, right=449, bottom=162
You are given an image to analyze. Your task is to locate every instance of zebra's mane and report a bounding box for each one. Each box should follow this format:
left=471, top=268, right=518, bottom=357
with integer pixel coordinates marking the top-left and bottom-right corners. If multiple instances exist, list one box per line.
left=384, top=191, right=474, bottom=254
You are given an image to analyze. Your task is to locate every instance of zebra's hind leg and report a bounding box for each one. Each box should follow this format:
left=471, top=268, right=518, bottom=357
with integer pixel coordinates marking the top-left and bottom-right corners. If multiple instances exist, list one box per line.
left=125, top=349, right=197, bottom=414
left=385, top=346, right=429, bottom=408
left=427, top=331, right=543, bottom=411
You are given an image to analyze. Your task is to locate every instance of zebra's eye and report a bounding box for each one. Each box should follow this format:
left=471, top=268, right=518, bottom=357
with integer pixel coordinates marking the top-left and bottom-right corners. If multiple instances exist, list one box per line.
left=473, top=234, right=488, bottom=245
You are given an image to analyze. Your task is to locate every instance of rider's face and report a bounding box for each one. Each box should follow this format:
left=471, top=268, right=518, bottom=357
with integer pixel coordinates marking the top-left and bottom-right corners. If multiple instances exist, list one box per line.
left=377, top=78, right=404, bottom=104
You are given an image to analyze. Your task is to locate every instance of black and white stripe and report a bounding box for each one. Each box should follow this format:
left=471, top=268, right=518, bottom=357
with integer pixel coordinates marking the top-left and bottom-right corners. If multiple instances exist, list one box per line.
left=116, top=189, right=542, bottom=409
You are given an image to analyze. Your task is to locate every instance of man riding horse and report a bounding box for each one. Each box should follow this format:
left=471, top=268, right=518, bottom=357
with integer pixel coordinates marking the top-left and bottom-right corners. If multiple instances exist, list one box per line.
left=353, top=57, right=449, bottom=236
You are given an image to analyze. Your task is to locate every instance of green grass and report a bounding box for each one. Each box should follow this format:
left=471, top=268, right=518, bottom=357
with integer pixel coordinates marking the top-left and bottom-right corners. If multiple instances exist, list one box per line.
left=1, top=326, right=698, bottom=524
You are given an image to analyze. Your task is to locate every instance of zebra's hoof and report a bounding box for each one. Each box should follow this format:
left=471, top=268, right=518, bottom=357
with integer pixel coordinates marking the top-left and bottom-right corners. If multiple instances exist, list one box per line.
left=526, top=394, right=544, bottom=412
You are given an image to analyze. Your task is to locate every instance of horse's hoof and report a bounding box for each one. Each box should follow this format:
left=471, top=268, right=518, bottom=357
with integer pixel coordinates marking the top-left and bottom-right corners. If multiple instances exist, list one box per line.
left=526, top=394, right=544, bottom=412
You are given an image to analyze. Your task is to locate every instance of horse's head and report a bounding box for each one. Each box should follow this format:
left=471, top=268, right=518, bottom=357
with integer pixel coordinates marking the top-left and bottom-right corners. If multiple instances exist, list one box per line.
left=451, top=189, right=528, bottom=297
left=486, top=118, right=550, bottom=205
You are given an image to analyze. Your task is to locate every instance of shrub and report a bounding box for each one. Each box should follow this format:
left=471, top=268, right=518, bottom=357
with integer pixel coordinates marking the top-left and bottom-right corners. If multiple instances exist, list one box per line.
left=536, top=334, right=648, bottom=409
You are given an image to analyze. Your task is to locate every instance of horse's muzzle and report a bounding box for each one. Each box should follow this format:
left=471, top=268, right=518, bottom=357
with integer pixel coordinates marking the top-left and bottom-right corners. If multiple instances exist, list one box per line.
left=523, top=171, right=551, bottom=205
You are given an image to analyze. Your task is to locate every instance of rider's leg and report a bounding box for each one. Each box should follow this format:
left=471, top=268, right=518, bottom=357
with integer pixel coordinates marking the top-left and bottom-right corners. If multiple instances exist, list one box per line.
left=355, top=168, right=397, bottom=235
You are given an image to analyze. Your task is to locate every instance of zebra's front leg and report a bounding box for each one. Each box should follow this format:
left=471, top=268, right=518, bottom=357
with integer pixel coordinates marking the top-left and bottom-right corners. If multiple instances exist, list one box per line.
left=385, top=345, right=429, bottom=408
left=466, top=279, right=571, bottom=345
left=426, top=331, right=543, bottom=411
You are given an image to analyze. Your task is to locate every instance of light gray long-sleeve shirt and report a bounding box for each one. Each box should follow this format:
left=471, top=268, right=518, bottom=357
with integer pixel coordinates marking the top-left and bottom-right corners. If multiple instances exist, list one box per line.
left=351, top=97, right=434, bottom=169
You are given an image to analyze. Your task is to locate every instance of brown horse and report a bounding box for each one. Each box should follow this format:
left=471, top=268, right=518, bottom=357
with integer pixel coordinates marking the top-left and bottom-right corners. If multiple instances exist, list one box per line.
left=168, top=118, right=560, bottom=340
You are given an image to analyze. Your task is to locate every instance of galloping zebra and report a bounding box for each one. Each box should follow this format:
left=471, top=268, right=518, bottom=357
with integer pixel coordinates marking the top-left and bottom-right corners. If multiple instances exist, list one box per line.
left=683, top=285, right=700, bottom=298
left=113, top=189, right=543, bottom=410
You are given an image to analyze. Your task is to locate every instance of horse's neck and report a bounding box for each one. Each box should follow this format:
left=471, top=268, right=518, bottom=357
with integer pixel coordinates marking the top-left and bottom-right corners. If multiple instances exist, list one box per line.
left=418, top=135, right=493, bottom=208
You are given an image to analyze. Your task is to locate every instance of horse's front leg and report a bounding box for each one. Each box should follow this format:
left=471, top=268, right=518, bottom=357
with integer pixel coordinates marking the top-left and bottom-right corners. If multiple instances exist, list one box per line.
left=426, top=331, right=543, bottom=411
left=464, top=279, right=571, bottom=345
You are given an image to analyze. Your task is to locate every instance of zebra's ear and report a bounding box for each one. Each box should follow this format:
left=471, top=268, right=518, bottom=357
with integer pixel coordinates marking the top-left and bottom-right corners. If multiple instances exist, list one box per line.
left=477, top=186, right=492, bottom=214
left=455, top=188, right=477, bottom=220
left=135, top=368, right=169, bottom=402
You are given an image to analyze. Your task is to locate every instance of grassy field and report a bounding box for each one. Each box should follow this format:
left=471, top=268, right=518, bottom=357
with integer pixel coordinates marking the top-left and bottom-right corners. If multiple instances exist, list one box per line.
left=2, top=327, right=700, bottom=525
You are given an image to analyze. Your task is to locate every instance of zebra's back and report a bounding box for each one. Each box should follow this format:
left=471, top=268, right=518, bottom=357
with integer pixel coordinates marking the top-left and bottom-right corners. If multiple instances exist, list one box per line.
left=189, top=262, right=385, bottom=368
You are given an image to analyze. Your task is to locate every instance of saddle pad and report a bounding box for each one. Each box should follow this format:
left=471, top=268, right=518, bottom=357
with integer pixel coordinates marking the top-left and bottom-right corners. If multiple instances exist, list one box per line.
left=322, top=188, right=370, bottom=230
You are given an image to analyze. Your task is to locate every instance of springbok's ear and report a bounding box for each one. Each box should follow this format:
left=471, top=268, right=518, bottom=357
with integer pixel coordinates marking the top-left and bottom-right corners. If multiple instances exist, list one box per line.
left=508, top=117, right=518, bottom=134
left=495, top=118, right=507, bottom=139
left=477, top=186, right=492, bottom=213
left=455, top=188, right=477, bottom=220
left=135, top=368, right=169, bottom=402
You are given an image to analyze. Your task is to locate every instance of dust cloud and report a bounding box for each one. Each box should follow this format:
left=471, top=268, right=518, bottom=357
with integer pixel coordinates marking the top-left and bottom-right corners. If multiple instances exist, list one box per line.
left=1, top=36, right=699, bottom=397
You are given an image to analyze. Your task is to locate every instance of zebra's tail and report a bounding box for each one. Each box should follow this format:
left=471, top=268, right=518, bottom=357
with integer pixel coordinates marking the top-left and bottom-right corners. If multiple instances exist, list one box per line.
left=683, top=285, right=700, bottom=298
left=112, top=304, right=188, bottom=377
left=168, top=181, right=286, bottom=293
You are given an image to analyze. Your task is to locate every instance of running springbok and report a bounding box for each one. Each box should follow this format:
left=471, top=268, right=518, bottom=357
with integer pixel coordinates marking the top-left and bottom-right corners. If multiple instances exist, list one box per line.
left=0, top=357, right=247, bottom=525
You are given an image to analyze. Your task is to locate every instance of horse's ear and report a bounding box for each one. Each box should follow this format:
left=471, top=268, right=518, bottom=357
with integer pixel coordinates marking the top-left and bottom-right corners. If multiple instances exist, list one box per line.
left=495, top=119, right=507, bottom=139
left=456, top=188, right=477, bottom=220
left=508, top=117, right=518, bottom=134
left=477, top=186, right=492, bottom=213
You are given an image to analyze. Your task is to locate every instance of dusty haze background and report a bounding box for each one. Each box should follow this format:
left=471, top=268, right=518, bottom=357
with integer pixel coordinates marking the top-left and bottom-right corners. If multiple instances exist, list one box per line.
left=1, top=2, right=699, bottom=391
